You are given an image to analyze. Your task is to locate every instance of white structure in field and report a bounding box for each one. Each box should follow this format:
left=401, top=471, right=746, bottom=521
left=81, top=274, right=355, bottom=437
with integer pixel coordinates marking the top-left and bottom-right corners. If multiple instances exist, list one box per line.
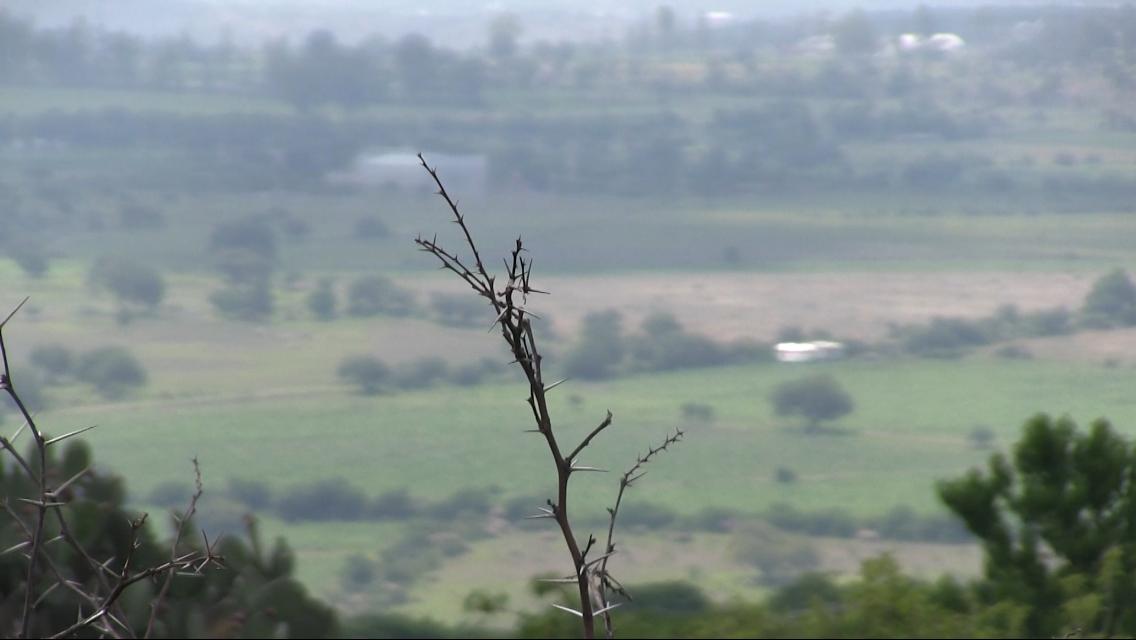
left=775, top=341, right=846, bottom=363
left=329, top=150, right=488, bottom=195
left=896, top=32, right=966, bottom=54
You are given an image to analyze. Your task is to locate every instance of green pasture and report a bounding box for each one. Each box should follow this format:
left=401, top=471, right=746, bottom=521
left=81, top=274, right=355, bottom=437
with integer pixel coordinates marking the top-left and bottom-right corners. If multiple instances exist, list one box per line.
left=23, top=351, right=1126, bottom=619
left=27, top=352, right=1136, bottom=529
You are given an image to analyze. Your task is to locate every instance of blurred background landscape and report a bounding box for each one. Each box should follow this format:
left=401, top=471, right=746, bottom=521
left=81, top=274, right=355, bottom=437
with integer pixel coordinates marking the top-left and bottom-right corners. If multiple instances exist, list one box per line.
left=1, top=0, right=1135, bottom=635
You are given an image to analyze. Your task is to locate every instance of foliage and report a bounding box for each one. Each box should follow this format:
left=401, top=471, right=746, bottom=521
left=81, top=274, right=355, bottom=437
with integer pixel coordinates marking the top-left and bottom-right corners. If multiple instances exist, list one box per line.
left=74, top=345, right=148, bottom=399
left=89, top=255, right=166, bottom=310
left=561, top=310, right=625, bottom=380
left=337, top=354, right=391, bottom=395
left=429, top=292, right=487, bottom=328
left=307, top=278, right=338, bottom=321
left=938, top=414, right=1136, bottom=637
left=347, top=275, right=418, bottom=317
left=771, top=374, right=855, bottom=432
left=277, top=477, right=369, bottom=522
left=209, top=280, right=275, bottom=322
left=0, top=439, right=338, bottom=637
left=1081, top=268, right=1136, bottom=328
left=28, top=343, right=74, bottom=381
left=731, top=521, right=819, bottom=588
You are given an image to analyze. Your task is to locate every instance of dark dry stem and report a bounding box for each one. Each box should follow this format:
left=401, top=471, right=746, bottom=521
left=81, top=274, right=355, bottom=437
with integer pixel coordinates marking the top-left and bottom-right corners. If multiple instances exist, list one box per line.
left=416, top=155, right=684, bottom=639
left=597, top=428, right=684, bottom=638
left=417, top=155, right=606, bottom=637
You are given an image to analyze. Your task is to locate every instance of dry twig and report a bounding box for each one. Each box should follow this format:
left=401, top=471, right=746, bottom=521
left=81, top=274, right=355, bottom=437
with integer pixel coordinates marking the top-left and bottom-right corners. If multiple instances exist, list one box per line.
left=0, top=300, right=222, bottom=638
left=415, top=155, right=682, bottom=638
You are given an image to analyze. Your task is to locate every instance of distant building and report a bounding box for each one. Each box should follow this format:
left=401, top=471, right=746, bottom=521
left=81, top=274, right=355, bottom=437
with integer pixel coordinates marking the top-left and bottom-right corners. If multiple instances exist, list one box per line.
left=895, top=32, right=966, bottom=54
left=775, top=341, right=845, bottom=363
left=328, top=150, right=488, bottom=196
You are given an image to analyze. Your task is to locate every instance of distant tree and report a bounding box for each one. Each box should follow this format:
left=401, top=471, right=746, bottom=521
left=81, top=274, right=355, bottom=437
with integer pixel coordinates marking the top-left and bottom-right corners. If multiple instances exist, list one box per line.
left=210, top=280, right=274, bottom=322
left=209, top=217, right=277, bottom=284
left=1081, top=268, right=1136, bottom=327
left=562, top=309, right=626, bottom=380
left=346, top=275, right=417, bottom=317
left=429, top=291, right=485, bottom=328
left=75, top=346, right=147, bottom=399
left=307, top=278, right=338, bottom=320
left=968, top=424, right=995, bottom=449
left=88, top=255, right=166, bottom=311
left=938, top=414, right=1136, bottom=638
left=29, top=343, right=74, bottom=381
left=392, top=357, right=448, bottom=390
left=771, top=374, right=854, bottom=432
left=337, top=354, right=391, bottom=395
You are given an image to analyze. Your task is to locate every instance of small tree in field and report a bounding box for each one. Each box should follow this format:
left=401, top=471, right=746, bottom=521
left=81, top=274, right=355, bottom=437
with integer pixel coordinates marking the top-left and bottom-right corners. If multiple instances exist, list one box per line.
left=771, top=374, right=854, bottom=433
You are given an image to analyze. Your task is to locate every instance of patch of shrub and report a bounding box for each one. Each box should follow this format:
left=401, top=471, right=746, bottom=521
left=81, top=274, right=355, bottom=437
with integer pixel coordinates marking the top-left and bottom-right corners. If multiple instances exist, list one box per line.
left=766, top=502, right=858, bottom=538
left=994, top=344, right=1032, bottom=360
left=898, top=316, right=993, bottom=357
left=775, top=467, right=798, bottom=484
left=209, top=280, right=274, bottom=322
left=731, top=521, right=819, bottom=587
left=429, top=292, right=486, bottom=328
left=277, top=477, right=368, bottom=522
left=370, top=488, right=418, bottom=520
left=227, top=477, right=274, bottom=511
left=347, top=275, right=417, bottom=317
left=425, top=487, right=498, bottom=520
left=616, top=501, right=678, bottom=530
left=682, top=506, right=741, bottom=533
left=88, top=256, right=166, bottom=310
left=29, top=344, right=74, bottom=381
left=337, top=355, right=391, bottom=395
left=74, top=346, right=147, bottom=399
left=341, top=553, right=378, bottom=590
left=1081, top=268, right=1136, bottom=327
left=307, top=278, right=337, bottom=320
left=680, top=402, right=715, bottom=423
left=393, top=357, right=449, bottom=390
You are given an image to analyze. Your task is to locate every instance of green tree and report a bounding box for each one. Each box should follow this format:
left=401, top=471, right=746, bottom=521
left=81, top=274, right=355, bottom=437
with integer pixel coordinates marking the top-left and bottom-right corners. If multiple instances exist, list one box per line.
left=88, top=255, right=166, bottom=311
left=307, top=278, right=337, bottom=321
left=938, top=414, right=1136, bottom=638
left=562, top=309, right=625, bottom=380
left=75, top=346, right=147, bottom=400
left=0, top=439, right=338, bottom=637
left=1081, top=268, right=1136, bottom=327
left=771, top=374, right=854, bottom=432
left=347, top=275, right=417, bottom=317
left=337, top=354, right=391, bottom=395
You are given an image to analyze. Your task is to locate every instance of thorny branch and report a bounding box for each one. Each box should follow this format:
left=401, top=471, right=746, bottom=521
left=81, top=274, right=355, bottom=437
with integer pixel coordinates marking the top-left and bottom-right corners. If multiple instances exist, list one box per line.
left=415, top=155, right=682, bottom=638
left=0, top=300, right=223, bottom=638
left=596, top=428, right=684, bottom=638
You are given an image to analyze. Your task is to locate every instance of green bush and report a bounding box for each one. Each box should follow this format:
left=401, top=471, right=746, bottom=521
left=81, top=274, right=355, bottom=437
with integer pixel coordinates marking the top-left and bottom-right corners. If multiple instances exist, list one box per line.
left=771, top=374, right=854, bottom=432
left=347, top=275, right=417, bottom=317
left=277, top=477, right=369, bottom=522
left=74, top=346, right=147, bottom=399
left=337, top=354, right=391, bottom=395
left=1081, top=268, right=1136, bottom=327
